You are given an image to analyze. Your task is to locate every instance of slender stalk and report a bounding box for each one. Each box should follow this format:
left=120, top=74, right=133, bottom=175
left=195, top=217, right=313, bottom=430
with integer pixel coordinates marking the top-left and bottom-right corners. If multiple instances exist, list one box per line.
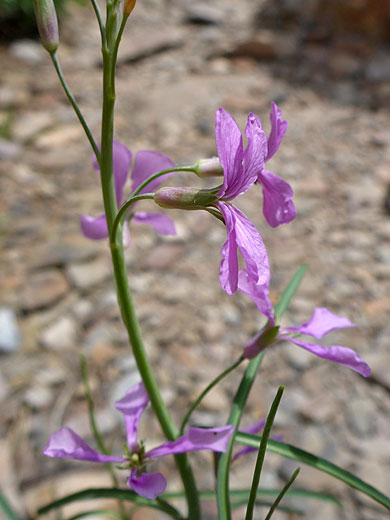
left=180, top=356, right=244, bottom=435
left=111, top=193, right=154, bottom=243
left=99, top=7, right=201, bottom=519
left=50, top=52, right=100, bottom=161
left=90, top=0, right=107, bottom=48
left=131, top=166, right=197, bottom=198
left=80, top=355, right=127, bottom=519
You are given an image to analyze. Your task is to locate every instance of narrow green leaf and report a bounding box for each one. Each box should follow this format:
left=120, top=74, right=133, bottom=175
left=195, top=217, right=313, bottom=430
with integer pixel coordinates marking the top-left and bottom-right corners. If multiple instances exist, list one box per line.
left=235, top=433, right=390, bottom=510
left=245, top=386, right=285, bottom=520
left=264, top=467, right=300, bottom=520
left=0, top=490, right=20, bottom=520
left=66, top=510, right=123, bottom=520
left=164, top=488, right=340, bottom=505
left=232, top=499, right=304, bottom=516
left=38, top=489, right=184, bottom=519
left=216, top=353, right=265, bottom=519
left=275, top=264, right=308, bottom=318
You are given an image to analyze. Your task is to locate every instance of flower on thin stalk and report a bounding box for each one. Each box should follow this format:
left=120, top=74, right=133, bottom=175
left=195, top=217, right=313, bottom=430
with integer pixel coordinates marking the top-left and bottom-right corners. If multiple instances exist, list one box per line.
left=238, top=271, right=371, bottom=377
left=43, top=382, right=234, bottom=499
left=80, top=141, right=176, bottom=242
left=215, top=104, right=295, bottom=295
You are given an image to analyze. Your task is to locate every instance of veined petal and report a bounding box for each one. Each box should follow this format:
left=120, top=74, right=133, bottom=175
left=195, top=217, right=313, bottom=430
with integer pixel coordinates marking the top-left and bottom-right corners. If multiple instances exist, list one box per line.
left=115, top=382, right=149, bottom=452
left=93, top=141, right=132, bottom=206
left=133, top=212, right=176, bottom=236
left=286, top=307, right=356, bottom=339
left=287, top=338, right=371, bottom=377
left=265, top=102, right=288, bottom=162
left=128, top=470, right=167, bottom=499
left=80, top=214, right=108, bottom=240
left=131, top=151, right=174, bottom=194
left=215, top=108, right=244, bottom=199
left=243, top=112, right=267, bottom=185
left=257, top=169, right=296, bottom=228
left=218, top=203, right=270, bottom=295
left=146, top=425, right=234, bottom=459
left=43, top=427, right=124, bottom=463
left=238, top=270, right=274, bottom=321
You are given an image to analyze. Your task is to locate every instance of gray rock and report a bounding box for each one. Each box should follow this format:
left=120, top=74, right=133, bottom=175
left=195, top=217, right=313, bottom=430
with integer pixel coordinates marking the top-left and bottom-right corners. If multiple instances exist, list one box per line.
left=0, top=308, right=21, bottom=353
left=20, top=269, right=69, bottom=312
left=0, top=139, right=22, bottom=160
left=184, top=4, right=224, bottom=25
left=66, top=257, right=112, bottom=290
left=9, top=40, right=45, bottom=64
left=40, top=316, right=78, bottom=350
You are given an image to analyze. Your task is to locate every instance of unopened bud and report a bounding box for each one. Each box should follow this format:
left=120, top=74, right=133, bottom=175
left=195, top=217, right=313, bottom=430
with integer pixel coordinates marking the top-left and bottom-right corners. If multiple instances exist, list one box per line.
left=154, top=187, right=218, bottom=210
left=195, top=157, right=224, bottom=178
left=33, top=0, right=59, bottom=53
left=124, top=0, right=136, bottom=16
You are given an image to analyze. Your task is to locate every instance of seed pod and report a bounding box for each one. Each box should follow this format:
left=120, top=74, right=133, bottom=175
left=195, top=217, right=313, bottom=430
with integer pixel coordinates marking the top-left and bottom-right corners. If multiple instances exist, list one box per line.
left=33, top=0, right=59, bottom=53
left=154, top=187, right=218, bottom=210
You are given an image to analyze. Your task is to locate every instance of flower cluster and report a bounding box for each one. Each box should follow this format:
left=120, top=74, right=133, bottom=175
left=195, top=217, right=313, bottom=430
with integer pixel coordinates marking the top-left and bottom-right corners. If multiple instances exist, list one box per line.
left=43, top=382, right=234, bottom=499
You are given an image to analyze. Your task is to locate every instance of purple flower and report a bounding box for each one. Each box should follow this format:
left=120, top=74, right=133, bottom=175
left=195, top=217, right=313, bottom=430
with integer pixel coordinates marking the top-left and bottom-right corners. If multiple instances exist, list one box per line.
left=43, top=382, right=234, bottom=499
left=80, top=141, right=176, bottom=242
left=214, top=104, right=295, bottom=295
left=238, top=271, right=371, bottom=377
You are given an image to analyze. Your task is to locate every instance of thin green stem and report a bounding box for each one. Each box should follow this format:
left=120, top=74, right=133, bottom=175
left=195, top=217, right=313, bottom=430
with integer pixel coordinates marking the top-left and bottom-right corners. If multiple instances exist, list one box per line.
left=131, top=165, right=197, bottom=198
left=264, top=468, right=300, bottom=520
left=50, top=52, right=100, bottom=161
left=111, top=193, right=154, bottom=244
left=80, top=355, right=127, bottom=519
left=245, top=386, right=284, bottom=520
left=112, top=14, right=129, bottom=71
left=90, top=0, right=107, bottom=48
left=99, top=8, right=201, bottom=518
left=179, top=356, right=244, bottom=435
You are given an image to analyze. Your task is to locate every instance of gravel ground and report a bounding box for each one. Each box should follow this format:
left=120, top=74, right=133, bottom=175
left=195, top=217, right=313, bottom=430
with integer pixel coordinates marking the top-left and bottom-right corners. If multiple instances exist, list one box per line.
left=0, top=1, right=389, bottom=519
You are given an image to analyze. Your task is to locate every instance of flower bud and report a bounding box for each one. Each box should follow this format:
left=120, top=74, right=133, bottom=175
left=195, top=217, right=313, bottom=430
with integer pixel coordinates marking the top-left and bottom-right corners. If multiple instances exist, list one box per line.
left=33, top=0, right=59, bottom=53
left=124, top=0, right=136, bottom=16
left=154, top=187, right=218, bottom=210
left=194, top=157, right=224, bottom=178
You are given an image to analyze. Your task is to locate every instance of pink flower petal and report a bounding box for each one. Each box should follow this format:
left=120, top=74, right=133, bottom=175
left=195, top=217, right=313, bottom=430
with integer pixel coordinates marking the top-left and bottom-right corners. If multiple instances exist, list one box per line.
left=288, top=338, right=371, bottom=377
left=265, top=102, right=288, bottom=162
left=237, top=270, right=274, bottom=321
left=128, top=470, right=167, bottom=499
left=146, top=426, right=234, bottom=459
left=115, top=382, right=149, bottom=452
left=215, top=108, right=244, bottom=199
left=133, top=212, right=176, bottom=235
left=257, top=169, right=296, bottom=227
left=243, top=112, right=267, bottom=184
left=43, top=427, right=124, bottom=463
left=80, top=214, right=109, bottom=240
left=218, top=203, right=270, bottom=295
left=131, top=151, right=175, bottom=194
left=286, top=307, right=356, bottom=339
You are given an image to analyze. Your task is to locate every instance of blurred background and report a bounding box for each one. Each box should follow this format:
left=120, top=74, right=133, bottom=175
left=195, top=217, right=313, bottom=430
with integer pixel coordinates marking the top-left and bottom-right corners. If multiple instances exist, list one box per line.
left=0, top=0, right=389, bottom=518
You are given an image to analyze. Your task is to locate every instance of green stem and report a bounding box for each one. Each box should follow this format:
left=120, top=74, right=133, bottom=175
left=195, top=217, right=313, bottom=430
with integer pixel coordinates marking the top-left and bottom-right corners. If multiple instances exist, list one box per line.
left=99, top=8, right=201, bottom=519
left=179, top=356, right=244, bottom=435
left=216, top=353, right=265, bottom=520
left=111, top=193, right=154, bottom=243
left=50, top=51, right=100, bottom=161
left=264, top=468, right=300, bottom=520
left=131, top=165, right=197, bottom=198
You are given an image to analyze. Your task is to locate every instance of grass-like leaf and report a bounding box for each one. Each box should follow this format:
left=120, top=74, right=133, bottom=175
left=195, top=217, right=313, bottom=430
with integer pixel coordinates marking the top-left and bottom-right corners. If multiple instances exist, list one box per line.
left=264, top=467, right=300, bottom=520
left=66, top=510, right=123, bottom=520
left=275, top=264, right=308, bottom=318
left=0, top=489, right=20, bottom=520
left=38, top=489, right=184, bottom=519
left=245, top=386, right=284, bottom=520
left=235, top=433, right=390, bottom=510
